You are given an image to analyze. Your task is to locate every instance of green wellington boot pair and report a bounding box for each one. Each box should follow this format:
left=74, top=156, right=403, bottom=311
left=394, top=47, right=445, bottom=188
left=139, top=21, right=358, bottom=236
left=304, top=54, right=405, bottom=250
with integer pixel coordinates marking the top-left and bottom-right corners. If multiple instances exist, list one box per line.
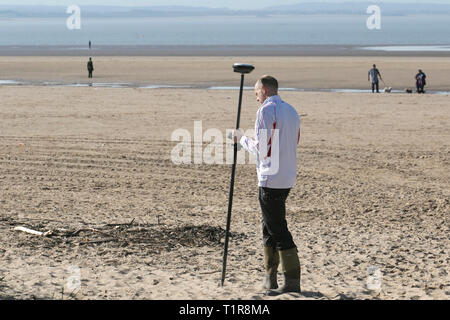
left=263, top=247, right=301, bottom=296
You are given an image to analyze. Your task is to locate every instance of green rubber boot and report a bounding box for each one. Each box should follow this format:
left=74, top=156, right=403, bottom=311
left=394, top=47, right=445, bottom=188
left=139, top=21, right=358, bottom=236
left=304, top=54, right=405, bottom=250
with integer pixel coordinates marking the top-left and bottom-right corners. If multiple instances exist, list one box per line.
left=262, top=246, right=279, bottom=290
left=266, top=248, right=301, bottom=296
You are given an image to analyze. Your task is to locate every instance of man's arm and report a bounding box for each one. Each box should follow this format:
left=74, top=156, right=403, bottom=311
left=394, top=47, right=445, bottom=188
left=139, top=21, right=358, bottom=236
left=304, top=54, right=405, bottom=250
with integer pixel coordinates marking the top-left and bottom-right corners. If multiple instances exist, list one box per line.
left=238, top=107, right=275, bottom=157
left=239, top=135, right=259, bottom=155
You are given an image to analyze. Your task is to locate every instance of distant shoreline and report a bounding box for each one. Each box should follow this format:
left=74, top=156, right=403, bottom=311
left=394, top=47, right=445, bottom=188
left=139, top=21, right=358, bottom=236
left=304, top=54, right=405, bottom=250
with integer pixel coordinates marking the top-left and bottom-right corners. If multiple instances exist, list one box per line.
left=1, top=45, right=450, bottom=57
left=2, top=80, right=450, bottom=95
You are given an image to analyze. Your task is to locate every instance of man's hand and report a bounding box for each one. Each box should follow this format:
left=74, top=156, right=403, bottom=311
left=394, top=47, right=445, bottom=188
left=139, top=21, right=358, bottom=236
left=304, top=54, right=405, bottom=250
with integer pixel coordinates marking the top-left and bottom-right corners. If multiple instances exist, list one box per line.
left=232, top=128, right=244, bottom=143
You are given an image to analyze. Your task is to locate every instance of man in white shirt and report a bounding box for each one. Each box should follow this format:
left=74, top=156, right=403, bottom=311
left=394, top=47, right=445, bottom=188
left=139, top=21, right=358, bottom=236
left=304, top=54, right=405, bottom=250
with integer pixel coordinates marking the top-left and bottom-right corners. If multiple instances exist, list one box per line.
left=233, top=75, right=301, bottom=295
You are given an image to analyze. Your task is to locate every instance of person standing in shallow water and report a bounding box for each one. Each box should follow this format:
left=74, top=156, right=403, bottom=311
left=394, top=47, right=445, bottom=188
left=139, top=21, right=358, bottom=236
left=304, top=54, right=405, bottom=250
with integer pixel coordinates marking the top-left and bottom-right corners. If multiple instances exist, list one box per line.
left=415, top=69, right=427, bottom=94
left=87, top=57, right=94, bottom=79
left=368, top=64, right=383, bottom=93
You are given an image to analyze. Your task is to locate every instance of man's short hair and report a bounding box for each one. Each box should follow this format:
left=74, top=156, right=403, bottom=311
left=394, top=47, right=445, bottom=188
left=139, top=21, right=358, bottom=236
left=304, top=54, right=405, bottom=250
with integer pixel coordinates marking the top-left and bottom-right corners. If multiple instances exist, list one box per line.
left=257, top=75, right=278, bottom=92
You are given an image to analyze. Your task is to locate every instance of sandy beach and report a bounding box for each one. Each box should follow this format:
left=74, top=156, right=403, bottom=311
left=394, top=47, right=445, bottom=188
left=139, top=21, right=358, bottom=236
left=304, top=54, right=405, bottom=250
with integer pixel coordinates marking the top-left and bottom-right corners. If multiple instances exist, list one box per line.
left=0, top=56, right=449, bottom=300
left=1, top=56, right=450, bottom=90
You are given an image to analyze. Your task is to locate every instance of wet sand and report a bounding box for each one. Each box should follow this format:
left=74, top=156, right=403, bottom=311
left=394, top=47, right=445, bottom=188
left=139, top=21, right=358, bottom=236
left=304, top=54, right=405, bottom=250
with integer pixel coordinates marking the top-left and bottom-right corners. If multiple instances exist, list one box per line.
left=1, top=45, right=450, bottom=57
left=1, top=56, right=450, bottom=91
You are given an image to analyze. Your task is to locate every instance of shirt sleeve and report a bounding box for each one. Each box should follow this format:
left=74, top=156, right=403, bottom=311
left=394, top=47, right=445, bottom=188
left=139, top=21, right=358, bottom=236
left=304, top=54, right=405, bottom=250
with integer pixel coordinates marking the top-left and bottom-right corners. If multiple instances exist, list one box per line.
left=239, top=106, right=276, bottom=157
left=240, top=135, right=258, bottom=155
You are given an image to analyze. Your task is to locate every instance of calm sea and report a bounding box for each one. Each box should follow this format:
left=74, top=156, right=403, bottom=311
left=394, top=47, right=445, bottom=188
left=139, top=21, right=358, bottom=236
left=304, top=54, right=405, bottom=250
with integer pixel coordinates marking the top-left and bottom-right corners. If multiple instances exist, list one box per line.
left=0, top=14, right=449, bottom=46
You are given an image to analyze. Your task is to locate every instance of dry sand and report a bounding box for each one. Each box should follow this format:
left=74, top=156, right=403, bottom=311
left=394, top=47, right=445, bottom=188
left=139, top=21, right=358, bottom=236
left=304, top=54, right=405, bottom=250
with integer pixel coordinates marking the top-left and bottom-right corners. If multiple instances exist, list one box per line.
left=0, top=56, right=449, bottom=300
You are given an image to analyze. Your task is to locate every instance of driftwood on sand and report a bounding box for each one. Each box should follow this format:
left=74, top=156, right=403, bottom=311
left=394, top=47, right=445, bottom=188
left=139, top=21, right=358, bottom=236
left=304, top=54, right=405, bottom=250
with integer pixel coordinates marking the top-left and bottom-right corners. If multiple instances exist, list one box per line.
left=14, top=226, right=53, bottom=237
left=10, top=218, right=245, bottom=249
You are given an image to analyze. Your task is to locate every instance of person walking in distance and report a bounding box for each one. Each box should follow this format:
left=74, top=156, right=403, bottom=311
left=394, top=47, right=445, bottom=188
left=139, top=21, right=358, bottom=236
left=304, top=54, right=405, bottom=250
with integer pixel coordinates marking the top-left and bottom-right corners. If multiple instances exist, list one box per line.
left=233, top=75, right=301, bottom=295
left=368, top=64, right=383, bottom=93
left=87, top=57, right=94, bottom=79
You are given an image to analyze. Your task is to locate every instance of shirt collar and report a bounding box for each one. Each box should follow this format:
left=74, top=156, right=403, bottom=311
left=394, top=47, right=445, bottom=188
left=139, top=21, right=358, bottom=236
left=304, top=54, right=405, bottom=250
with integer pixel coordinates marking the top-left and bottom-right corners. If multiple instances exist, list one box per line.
left=263, top=95, right=281, bottom=104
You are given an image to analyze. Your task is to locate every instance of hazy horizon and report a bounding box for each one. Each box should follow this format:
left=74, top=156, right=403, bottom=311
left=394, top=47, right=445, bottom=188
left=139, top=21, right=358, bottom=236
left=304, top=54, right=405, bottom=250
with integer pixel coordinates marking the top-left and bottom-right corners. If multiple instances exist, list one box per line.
left=2, top=2, right=450, bottom=17
left=1, top=1, right=449, bottom=47
left=2, top=0, right=450, bottom=10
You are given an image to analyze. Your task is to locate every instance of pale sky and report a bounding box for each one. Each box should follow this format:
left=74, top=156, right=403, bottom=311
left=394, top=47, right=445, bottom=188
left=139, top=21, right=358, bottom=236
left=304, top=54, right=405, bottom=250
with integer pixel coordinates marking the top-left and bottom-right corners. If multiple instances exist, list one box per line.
left=2, top=0, right=450, bottom=10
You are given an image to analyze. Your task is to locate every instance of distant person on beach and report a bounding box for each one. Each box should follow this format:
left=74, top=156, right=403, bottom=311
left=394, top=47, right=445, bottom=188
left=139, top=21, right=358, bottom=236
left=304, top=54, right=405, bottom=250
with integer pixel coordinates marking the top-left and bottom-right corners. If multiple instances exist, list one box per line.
left=89, top=41, right=91, bottom=50
left=233, top=75, right=301, bottom=296
left=368, top=64, right=383, bottom=93
left=87, top=57, right=94, bottom=78
left=415, top=69, right=427, bottom=94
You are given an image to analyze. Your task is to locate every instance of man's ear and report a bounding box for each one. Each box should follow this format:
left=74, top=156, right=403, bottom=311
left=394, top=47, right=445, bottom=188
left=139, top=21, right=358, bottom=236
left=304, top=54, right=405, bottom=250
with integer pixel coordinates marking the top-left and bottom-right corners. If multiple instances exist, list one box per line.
left=261, top=86, right=268, bottom=96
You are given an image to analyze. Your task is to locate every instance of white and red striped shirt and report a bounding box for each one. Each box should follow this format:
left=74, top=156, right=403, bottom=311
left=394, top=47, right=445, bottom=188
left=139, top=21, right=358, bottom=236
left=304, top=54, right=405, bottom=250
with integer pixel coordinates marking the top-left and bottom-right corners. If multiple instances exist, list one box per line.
left=240, top=95, right=300, bottom=189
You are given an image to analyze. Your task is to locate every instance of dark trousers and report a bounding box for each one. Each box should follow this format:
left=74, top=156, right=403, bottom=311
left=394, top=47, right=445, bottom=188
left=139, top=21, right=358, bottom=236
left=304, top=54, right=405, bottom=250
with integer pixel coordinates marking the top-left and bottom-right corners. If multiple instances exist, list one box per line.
left=88, top=71, right=93, bottom=78
left=371, top=81, right=379, bottom=93
left=416, top=83, right=425, bottom=93
left=259, top=187, right=296, bottom=251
